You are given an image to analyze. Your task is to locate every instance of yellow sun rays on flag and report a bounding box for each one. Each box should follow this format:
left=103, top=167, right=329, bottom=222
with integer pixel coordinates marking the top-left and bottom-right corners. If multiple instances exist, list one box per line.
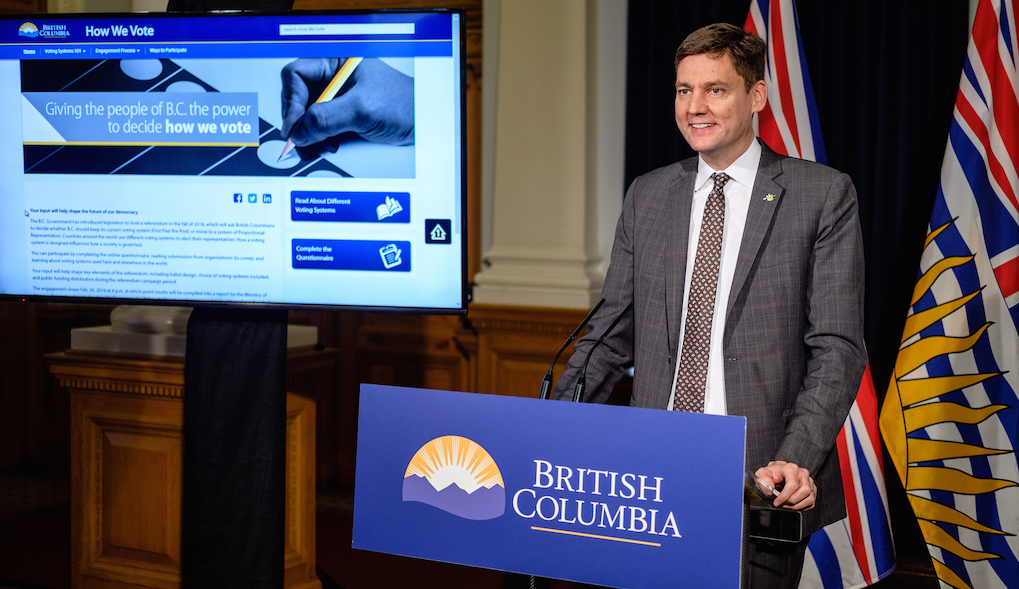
left=880, top=219, right=1017, bottom=589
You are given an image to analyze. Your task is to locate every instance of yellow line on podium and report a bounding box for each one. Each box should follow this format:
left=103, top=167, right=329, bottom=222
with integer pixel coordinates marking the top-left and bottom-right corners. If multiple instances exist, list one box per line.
left=530, top=526, right=661, bottom=547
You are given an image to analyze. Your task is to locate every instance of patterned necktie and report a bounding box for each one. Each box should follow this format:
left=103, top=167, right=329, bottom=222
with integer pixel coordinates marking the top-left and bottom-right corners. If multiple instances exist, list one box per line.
left=674, top=172, right=730, bottom=413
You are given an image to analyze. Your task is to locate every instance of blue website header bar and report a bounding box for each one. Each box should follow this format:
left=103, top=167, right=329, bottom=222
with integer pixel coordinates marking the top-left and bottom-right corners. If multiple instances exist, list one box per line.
left=0, top=12, right=456, bottom=60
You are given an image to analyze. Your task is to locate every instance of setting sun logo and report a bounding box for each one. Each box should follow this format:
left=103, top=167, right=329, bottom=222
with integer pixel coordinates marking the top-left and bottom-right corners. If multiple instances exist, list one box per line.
left=403, top=435, right=506, bottom=520
left=18, top=23, right=39, bottom=38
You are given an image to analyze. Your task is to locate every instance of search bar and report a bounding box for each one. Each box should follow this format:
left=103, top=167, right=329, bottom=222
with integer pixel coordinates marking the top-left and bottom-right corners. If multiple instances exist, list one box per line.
left=279, top=23, right=415, bottom=36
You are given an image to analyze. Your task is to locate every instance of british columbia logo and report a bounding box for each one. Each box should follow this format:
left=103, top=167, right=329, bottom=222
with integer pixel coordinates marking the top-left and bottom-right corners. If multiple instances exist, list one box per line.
left=19, top=22, right=69, bottom=38
left=403, top=435, right=506, bottom=520
left=18, top=23, right=39, bottom=38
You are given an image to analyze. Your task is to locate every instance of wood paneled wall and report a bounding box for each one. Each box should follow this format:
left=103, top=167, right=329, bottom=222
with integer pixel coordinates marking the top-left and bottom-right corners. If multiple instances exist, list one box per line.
left=1, top=303, right=114, bottom=472
left=0, top=0, right=47, bottom=13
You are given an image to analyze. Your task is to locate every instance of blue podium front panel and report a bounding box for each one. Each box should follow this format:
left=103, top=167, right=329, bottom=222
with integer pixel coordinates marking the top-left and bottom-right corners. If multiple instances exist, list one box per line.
left=353, top=384, right=747, bottom=589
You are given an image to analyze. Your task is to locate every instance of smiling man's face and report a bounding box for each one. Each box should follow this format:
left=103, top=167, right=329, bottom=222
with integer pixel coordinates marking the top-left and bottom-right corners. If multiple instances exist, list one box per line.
left=674, top=52, right=767, bottom=170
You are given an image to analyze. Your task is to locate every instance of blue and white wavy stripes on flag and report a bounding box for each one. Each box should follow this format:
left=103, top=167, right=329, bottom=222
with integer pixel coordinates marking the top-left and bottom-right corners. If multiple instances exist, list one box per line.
left=879, top=1, right=1019, bottom=588
left=744, top=1, right=896, bottom=587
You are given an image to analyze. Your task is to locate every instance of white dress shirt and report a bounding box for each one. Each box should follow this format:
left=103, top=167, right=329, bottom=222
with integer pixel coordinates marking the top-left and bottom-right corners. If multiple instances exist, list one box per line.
left=668, top=140, right=762, bottom=415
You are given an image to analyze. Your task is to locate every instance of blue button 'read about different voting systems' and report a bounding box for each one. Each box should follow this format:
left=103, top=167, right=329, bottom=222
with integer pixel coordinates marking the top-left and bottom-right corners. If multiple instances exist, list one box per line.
left=292, top=239, right=410, bottom=271
left=353, top=384, right=747, bottom=589
left=291, top=191, right=410, bottom=223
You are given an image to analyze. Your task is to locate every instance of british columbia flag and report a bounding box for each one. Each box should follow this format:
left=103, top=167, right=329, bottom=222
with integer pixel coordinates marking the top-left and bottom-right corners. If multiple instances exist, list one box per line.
left=743, top=1, right=897, bottom=587
left=879, top=0, right=1019, bottom=588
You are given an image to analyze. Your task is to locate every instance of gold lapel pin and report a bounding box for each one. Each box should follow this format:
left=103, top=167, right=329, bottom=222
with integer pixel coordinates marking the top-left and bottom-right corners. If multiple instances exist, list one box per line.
left=764, top=193, right=775, bottom=202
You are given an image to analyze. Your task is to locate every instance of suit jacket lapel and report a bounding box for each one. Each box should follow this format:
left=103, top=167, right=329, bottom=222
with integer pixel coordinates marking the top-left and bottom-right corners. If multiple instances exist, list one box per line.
left=666, top=158, right=698, bottom=355
left=727, top=143, right=785, bottom=318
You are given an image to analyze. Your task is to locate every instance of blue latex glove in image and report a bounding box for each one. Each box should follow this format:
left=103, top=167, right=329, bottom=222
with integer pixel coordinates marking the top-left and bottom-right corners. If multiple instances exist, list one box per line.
left=280, top=57, right=414, bottom=158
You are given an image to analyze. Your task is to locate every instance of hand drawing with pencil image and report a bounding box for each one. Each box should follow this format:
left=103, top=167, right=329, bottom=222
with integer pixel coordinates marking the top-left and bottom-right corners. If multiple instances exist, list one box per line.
left=20, top=56, right=416, bottom=180
left=280, top=56, right=416, bottom=162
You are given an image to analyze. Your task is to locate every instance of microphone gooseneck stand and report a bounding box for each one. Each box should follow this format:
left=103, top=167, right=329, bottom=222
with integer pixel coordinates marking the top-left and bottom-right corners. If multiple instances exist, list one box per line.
left=524, top=301, right=632, bottom=589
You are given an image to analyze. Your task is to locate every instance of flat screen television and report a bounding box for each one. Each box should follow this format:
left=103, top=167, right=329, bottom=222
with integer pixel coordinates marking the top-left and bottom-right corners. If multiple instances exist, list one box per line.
left=0, top=9, right=467, bottom=313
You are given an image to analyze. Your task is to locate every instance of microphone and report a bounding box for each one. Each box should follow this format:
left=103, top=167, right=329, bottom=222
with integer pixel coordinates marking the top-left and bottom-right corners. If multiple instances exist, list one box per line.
left=538, top=299, right=605, bottom=400
left=572, top=302, right=633, bottom=403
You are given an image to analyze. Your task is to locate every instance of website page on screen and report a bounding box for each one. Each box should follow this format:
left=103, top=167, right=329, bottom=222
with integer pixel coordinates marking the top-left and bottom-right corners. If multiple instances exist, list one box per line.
left=0, top=12, right=465, bottom=310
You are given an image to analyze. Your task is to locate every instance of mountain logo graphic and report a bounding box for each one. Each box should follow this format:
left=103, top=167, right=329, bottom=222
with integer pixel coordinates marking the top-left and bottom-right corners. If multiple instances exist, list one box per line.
left=403, top=435, right=506, bottom=520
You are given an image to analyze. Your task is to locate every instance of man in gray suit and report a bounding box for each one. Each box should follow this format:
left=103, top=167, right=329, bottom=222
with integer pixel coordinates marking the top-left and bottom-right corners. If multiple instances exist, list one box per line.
left=552, top=23, right=866, bottom=588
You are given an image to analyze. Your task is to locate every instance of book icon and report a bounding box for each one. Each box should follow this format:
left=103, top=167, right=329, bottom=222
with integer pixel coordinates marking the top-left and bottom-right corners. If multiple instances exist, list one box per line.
left=377, top=196, right=404, bottom=221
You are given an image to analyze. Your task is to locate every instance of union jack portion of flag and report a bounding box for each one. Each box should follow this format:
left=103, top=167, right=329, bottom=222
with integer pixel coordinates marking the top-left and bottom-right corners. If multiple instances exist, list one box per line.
left=744, top=1, right=896, bottom=587
left=745, top=0, right=825, bottom=163
left=879, top=1, right=1019, bottom=588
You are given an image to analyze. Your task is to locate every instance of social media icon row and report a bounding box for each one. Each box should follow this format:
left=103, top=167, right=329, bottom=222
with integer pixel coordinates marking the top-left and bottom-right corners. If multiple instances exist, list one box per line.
left=233, top=193, right=272, bottom=204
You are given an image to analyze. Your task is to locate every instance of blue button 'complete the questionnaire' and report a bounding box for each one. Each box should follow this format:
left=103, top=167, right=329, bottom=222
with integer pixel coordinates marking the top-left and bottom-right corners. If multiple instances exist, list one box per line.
left=293, top=239, right=411, bottom=272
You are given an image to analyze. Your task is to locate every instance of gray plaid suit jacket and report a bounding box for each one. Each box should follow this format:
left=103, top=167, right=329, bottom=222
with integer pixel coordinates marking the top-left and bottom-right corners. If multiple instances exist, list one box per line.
left=552, top=140, right=867, bottom=535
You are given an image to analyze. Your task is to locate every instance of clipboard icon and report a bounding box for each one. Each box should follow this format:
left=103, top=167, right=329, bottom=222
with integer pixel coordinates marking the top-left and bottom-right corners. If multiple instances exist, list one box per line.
left=379, top=244, right=402, bottom=269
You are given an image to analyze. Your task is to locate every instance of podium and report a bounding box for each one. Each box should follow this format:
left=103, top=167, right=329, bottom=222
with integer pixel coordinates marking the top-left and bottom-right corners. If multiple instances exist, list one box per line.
left=353, top=384, right=748, bottom=589
left=46, top=346, right=335, bottom=589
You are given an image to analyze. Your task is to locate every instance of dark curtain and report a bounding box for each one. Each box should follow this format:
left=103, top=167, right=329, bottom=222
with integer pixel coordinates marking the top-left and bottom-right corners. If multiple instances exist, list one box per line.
left=625, top=0, right=970, bottom=578
left=796, top=0, right=970, bottom=392
left=625, top=2, right=749, bottom=179
left=183, top=307, right=288, bottom=589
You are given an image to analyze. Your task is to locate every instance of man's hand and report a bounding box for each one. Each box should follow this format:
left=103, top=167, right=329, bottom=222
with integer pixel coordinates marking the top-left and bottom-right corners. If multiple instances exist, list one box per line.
left=755, top=460, right=816, bottom=511
left=280, top=57, right=414, bottom=155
